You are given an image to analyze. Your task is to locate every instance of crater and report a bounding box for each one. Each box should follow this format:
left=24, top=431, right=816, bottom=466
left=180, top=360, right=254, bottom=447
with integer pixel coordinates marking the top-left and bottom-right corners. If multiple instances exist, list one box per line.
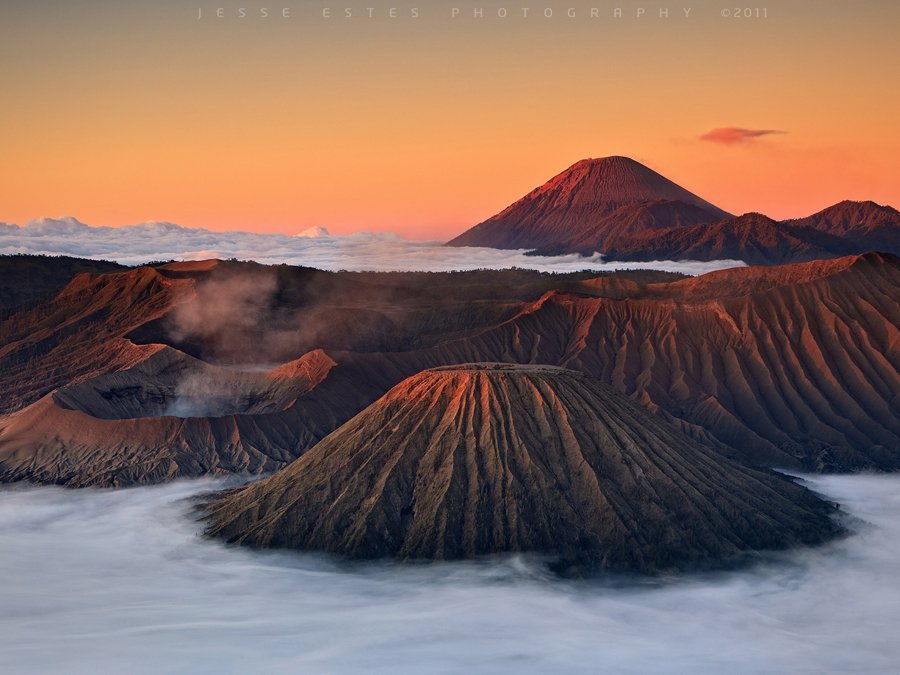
left=52, top=347, right=329, bottom=420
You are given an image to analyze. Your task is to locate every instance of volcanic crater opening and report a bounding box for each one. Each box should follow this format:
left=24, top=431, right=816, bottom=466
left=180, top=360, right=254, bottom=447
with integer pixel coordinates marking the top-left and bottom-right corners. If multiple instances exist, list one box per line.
left=51, top=349, right=317, bottom=420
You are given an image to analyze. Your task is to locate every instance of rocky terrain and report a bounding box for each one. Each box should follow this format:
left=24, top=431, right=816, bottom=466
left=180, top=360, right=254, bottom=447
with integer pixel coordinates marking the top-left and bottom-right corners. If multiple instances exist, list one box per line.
left=786, top=200, right=900, bottom=253
left=204, top=364, right=841, bottom=573
left=604, top=212, right=847, bottom=265
left=0, top=253, right=897, bottom=486
left=0, top=348, right=342, bottom=486
left=447, top=157, right=899, bottom=263
left=0, top=255, right=124, bottom=313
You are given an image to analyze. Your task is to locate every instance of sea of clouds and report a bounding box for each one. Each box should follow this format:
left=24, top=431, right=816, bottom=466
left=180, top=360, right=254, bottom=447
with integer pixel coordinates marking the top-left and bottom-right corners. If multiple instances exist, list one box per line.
left=0, top=474, right=898, bottom=673
left=0, top=217, right=744, bottom=275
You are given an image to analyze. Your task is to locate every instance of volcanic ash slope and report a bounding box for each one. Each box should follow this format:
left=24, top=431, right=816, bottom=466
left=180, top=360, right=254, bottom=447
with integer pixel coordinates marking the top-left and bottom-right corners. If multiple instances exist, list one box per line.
left=205, top=364, right=841, bottom=573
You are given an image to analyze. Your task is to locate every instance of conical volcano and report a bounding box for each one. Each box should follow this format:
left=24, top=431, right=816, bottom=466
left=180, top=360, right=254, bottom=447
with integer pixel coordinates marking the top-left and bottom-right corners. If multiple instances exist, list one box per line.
left=205, top=364, right=840, bottom=573
left=447, top=156, right=731, bottom=253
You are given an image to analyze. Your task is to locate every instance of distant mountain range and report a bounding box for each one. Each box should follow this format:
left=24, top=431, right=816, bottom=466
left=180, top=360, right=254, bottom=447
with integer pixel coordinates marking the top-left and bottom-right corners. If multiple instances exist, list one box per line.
left=447, top=156, right=900, bottom=264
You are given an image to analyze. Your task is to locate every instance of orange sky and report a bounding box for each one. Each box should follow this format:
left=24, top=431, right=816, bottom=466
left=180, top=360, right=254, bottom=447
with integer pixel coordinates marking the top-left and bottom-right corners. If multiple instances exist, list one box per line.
left=1, top=1, right=898, bottom=239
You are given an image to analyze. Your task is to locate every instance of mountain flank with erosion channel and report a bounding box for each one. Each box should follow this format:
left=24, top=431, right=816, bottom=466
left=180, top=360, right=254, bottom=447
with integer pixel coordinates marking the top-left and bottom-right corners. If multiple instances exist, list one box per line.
left=1, top=253, right=897, bottom=489
left=203, top=364, right=843, bottom=574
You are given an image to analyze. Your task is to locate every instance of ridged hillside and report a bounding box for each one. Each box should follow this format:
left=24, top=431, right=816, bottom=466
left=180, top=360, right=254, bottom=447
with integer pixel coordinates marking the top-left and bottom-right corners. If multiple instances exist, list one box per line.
left=1, top=254, right=896, bottom=486
left=205, top=365, right=841, bottom=573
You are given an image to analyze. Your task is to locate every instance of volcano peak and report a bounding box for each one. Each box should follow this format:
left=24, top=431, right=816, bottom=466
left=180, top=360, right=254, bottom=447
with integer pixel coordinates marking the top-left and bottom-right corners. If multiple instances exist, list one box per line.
left=447, top=156, right=731, bottom=252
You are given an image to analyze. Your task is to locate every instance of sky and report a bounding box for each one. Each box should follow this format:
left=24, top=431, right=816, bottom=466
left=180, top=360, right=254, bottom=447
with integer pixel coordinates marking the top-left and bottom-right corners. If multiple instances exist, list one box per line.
left=1, top=0, right=898, bottom=239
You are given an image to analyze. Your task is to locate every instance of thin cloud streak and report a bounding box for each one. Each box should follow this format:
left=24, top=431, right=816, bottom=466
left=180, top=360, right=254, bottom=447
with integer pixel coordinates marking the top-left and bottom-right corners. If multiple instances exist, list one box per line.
left=700, top=127, right=786, bottom=145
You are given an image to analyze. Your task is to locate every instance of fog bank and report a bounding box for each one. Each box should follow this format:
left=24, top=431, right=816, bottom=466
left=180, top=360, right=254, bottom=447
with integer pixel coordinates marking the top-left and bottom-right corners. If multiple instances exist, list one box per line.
left=0, top=217, right=743, bottom=275
left=1, top=474, right=897, bottom=673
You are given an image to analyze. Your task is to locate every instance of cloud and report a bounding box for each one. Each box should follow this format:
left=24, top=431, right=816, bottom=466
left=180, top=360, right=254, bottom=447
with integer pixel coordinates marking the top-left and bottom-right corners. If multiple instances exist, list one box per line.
left=0, top=217, right=744, bottom=276
left=0, top=473, right=898, bottom=672
left=167, top=270, right=280, bottom=363
left=16, top=216, right=91, bottom=234
left=700, top=127, right=786, bottom=145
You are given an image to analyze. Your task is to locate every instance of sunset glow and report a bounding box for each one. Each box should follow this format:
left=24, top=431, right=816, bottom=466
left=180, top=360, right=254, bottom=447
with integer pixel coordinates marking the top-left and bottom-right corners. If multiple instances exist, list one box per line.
left=1, top=0, right=898, bottom=237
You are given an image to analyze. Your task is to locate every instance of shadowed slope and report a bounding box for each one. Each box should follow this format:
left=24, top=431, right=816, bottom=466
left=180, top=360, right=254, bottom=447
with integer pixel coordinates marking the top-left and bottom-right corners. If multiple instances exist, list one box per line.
left=0, top=255, right=125, bottom=312
left=0, top=348, right=343, bottom=487
left=605, top=213, right=847, bottom=265
left=1, top=254, right=896, bottom=486
left=205, top=364, right=840, bottom=573
left=785, top=200, right=900, bottom=255
left=446, top=159, right=897, bottom=263
left=414, top=253, right=900, bottom=470
left=0, top=260, right=673, bottom=415
left=0, top=265, right=194, bottom=414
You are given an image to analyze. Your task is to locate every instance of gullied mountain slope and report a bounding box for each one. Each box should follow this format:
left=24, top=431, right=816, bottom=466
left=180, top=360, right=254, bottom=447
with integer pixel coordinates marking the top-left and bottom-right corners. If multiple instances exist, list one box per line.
left=0, top=253, right=897, bottom=486
left=0, top=255, right=125, bottom=313
left=527, top=200, right=726, bottom=256
left=287, top=253, right=899, bottom=472
left=205, top=365, right=841, bottom=573
left=605, top=213, right=852, bottom=265
left=447, top=156, right=731, bottom=251
left=417, top=253, right=900, bottom=470
left=785, top=200, right=900, bottom=255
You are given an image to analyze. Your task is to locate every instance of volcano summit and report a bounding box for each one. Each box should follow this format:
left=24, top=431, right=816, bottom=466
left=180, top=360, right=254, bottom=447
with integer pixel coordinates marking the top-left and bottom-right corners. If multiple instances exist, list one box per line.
left=447, top=156, right=732, bottom=254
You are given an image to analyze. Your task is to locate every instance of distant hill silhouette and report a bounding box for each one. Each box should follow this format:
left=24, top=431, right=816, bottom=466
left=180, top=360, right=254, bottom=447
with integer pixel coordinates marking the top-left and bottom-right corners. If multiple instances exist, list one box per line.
left=448, top=156, right=731, bottom=253
left=447, top=158, right=899, bottom=263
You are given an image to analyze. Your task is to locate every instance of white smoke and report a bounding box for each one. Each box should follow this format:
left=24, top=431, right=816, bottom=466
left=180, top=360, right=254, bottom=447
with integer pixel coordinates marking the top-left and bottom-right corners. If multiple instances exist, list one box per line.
left=161, top=371, right=248, bottom=418
left=0, top=218, right=745, bottom=275
left=166, top=271, right=280, bottom=363
left=0, top=474, right=898, bottom=673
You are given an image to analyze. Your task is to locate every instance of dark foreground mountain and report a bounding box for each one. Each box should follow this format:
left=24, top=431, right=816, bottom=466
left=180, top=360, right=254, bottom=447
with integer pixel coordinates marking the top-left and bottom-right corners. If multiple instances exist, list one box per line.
left=1, top=253, right=897, bottom=486
left=447, top=158, right=899, bottom=263
left=204, top=364, right=841, bottom=574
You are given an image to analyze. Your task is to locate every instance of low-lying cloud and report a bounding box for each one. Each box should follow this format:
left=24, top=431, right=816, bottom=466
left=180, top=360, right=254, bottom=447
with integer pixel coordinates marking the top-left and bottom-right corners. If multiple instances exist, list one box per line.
left=700, top=127, right=786, bottom=145
left=0, top=474, right=898, bottom=673
left=0, top=217, right=744, bottom=276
